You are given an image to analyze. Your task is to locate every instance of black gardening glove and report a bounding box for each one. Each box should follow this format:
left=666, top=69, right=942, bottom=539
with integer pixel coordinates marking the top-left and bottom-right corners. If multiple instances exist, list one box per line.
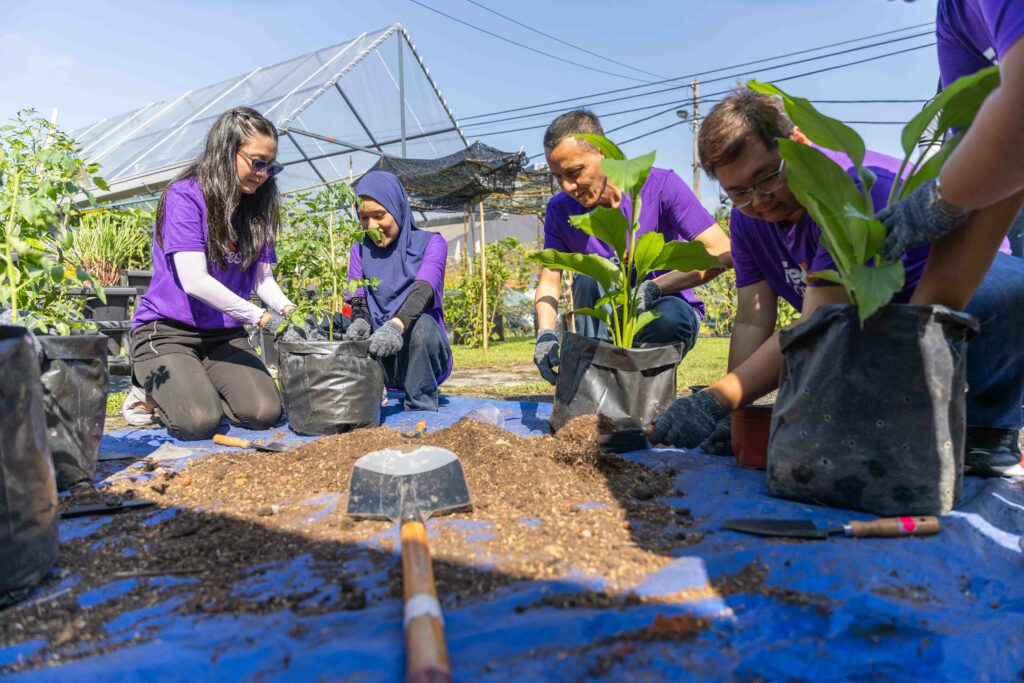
left=534, top=329, right=560, bottom=385
left=344, top=318, right=372, bottom=341
left=698, top=415, right=732, bottom=456
left=650, top=391, right=728, bottom=448
left=878, top=179, right=971, bottom=261
left=263, top=312, right=303, bottom=343
left=637, top=279, right=662, bottom=313
left=368, top=320, right=404, bottom=358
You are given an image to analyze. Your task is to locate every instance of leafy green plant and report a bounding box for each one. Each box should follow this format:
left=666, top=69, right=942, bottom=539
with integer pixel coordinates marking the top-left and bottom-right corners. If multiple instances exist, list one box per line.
left=748, top=65, right=999, bottom=321
left=529, top=134, right=721, bottom=348
left=278, top=182, right=378, bottom=340
left=69, top=208, right=152, bottom=285
left=0, top=109, right=108, bottom=333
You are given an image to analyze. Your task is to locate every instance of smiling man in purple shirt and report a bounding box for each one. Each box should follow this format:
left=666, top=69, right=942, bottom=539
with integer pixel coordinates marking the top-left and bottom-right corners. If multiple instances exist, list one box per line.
left=650, top=88, right=1024, bottom=477
left=533, top=110, right=733, bottom=386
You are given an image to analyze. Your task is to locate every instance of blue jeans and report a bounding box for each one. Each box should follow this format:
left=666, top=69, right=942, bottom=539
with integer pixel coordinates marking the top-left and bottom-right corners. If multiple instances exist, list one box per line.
left=379, top=315, right=452, bottom=412
left=964, top=252, right=1024, bottom=430
left=571, top=276, right=701, bottom=353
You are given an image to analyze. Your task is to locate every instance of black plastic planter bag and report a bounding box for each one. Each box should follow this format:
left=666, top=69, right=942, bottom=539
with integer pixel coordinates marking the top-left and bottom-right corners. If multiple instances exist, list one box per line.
left=38, top=335, right=110, bottom=491
left=278, top=339, right=383, bottom=436
left=767, top=304, right=977, bottom=516
left=550, top=332, right=684, bottom=432
left=0, top=326, right=58, bottom=604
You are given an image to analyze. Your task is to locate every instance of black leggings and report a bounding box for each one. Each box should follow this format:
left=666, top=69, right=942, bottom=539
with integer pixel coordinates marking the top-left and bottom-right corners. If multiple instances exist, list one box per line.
left=131, top=320, right=282, bottom=441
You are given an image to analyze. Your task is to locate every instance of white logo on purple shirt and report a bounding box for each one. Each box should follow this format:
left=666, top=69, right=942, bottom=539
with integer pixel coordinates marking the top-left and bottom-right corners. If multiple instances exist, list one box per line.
left=782, top=260, right=808, bottom=298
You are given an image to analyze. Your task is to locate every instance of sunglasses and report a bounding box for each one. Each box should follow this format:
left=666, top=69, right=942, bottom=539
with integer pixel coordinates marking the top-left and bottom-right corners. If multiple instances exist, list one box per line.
left=237, top=150, right=284, bottom=178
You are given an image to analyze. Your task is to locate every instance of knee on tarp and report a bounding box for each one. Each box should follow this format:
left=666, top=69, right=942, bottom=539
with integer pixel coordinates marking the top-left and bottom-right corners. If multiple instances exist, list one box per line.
left=277, top=338, right=384, bottom=436
left=0, top=326, right=58, bottom=605
left=767, top=304, right=978, bottom=515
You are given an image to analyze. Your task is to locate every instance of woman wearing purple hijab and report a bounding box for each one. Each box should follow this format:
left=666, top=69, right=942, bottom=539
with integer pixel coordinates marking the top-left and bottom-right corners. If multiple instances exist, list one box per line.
left=343, top=172, right=452, bottom=411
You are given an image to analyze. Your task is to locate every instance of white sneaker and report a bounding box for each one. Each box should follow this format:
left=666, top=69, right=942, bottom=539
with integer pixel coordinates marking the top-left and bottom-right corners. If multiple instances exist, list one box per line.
left=381, top=387, right=390, bottom=407
left=121, top=385, right=158, bottom=427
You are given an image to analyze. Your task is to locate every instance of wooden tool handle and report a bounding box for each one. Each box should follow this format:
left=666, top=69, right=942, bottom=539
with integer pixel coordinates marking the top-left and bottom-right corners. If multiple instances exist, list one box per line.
left=848, top=516, right=940, bottom=538
left=401, top=520, right=451, bottom=683
left=212, top=434, right=250, bottom=448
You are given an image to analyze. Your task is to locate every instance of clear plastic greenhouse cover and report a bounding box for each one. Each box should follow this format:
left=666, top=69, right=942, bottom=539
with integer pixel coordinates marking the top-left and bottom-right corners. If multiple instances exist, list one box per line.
left=72, top=24, right=467, bottom=202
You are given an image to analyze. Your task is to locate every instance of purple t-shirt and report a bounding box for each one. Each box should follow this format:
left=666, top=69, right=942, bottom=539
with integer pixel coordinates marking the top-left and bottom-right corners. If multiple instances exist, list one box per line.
left=937, top=0, right=1024, bottom=86
left=133, top=178, right=275, bottom=330
left=731, top=148, right=931, bottom=310
left=543, top=167, right=716, bottom=318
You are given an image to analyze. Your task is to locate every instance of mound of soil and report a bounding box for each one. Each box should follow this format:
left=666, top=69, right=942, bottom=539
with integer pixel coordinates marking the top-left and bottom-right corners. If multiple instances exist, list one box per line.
left=2, top=416, right=705, bottom=672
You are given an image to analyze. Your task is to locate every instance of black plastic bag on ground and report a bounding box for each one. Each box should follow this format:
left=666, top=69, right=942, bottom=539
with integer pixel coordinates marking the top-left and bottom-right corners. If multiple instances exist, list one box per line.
left=278, top=339, right=384, bottom=436
left=767, top=304, right=977, bottom=516
left=38, top=335, right=109, bottom=491
left=0, top=326, right=58, bottom=605
left=550, top=332, right=684, bottom=432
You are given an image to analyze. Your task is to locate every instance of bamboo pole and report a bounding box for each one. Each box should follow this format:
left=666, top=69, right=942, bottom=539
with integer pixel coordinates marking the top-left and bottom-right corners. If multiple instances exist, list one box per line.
left=479, top=201, right=488, bottom=353
left=462, top=212, right=469, bottom=271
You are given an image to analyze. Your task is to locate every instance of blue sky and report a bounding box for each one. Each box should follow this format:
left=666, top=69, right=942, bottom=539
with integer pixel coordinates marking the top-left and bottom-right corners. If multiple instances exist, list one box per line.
left=1, top=0, right=939, bottom=207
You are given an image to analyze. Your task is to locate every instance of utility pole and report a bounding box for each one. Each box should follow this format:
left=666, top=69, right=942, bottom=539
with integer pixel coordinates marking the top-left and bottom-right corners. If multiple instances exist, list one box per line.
left=691, top=79, right=701, bottom=199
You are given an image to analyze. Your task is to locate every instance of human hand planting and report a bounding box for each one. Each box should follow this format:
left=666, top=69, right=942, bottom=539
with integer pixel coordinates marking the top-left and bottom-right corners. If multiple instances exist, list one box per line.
left=878, top=179, right=971, bottom=261
left=637, top=279, right=662, bottom=313
left=698, top=415, right=732, bottom=456
left=262, top=311, right=303, bottom=343
left=344, top=318, right=372, bottom=341
left=368, top=319, right=404, bottom=357
left=534, top=329, right=560, bottom=385
left=650, top=391, right=728, bottom=448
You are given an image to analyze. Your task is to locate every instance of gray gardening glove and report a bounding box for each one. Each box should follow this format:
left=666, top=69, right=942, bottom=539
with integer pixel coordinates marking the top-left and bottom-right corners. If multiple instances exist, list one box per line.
left=368, top=320, right=404, bottom=358
left=344, top=317, right=372, bottom=341
left=534, top=329, right=560, bottom=385
left=650, top=391, right=728, bottom=448
left=263, top=312, right=303, bottom=343
left=878, top=179, right=971, bottom=261
left=637, top=279, right=662, bottom=313
left=698, top=415, right=733, bottom=456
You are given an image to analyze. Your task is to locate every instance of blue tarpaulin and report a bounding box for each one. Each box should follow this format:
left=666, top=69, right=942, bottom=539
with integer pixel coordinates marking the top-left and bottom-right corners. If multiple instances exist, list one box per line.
left=4, top=394, right=1023, bottom=681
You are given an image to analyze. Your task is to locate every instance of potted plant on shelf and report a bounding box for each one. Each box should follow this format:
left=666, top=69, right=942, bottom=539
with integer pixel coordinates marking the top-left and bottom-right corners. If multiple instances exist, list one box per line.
left=1, top=109, right=111, bottom=499
left=67, top=207, right=151, bottom=354
left=747, top=67, right=999, bottom=515
left=274, top=182, right=383, bottom=436
left=529, top=134, right=722, bottom=431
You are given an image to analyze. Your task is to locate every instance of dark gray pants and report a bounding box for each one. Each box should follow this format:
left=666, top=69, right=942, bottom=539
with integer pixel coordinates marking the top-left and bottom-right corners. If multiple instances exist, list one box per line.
left=131, top=321, right=282, bottom=441
left=379, top=315, right=452, bottom=412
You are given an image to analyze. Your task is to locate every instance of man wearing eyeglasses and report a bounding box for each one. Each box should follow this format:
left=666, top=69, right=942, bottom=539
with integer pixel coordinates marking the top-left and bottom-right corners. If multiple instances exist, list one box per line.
left=651, top=88, right=1024, bottom=477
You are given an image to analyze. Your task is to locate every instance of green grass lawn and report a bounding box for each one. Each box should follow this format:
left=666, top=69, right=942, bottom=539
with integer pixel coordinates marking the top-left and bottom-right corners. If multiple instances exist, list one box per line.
left=450, top=335, right=730, bottom=402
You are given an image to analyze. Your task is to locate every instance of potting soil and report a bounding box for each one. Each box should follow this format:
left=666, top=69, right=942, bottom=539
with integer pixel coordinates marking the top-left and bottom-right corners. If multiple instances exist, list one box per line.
left=2, top=394, right=1023, bottom=681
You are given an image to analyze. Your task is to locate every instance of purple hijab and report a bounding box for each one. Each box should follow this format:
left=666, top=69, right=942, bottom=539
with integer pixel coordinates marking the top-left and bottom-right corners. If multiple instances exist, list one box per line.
left=354, top=171, right=435, bottom=328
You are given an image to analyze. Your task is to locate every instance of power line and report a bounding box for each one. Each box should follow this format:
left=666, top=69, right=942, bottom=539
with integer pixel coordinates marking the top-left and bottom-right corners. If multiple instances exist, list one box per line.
left=464, top=0, right=666, bottom=80
left=407, top=0, right=653, bottom=82
left=460, top=31, right=934, bottom=130
left=459, top=21, right=935, bottom=121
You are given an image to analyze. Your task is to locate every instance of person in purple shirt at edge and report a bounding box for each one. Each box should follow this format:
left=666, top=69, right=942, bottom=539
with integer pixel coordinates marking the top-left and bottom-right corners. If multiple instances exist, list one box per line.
left=878, top=3, right=1024, bottom=334
left=651, top=89, right=1024, bottom=477
left=343, top=171, right=452, bottom=412
left=533, top=110, right=733, bottom=391
left=123, top=107, right=298, bottom=440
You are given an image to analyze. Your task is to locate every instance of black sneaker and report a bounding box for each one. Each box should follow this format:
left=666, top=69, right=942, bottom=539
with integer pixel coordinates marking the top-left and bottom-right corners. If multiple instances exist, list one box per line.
left=964, top=427, right=1024, bottom=477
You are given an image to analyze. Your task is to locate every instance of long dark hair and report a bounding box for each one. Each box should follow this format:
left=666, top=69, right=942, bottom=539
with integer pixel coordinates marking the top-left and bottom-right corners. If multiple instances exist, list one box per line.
left=156, top=107, right=280, bottom=270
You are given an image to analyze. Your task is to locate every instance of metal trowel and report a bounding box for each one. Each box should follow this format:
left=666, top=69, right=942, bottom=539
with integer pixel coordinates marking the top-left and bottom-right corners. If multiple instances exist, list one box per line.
left=347, top=445, right=472, bottom=683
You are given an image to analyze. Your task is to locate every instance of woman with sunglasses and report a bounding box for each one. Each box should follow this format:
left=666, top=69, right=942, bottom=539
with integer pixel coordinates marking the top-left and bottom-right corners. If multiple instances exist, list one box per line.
left=342, top=171, right=452, bottom=412
left=123, top=107, right=294, bottom=441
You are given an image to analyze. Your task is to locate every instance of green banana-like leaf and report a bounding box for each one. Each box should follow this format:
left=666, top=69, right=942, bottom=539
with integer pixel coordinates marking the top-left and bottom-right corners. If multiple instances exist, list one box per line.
left=632, top=309, right=660, bottom=336
left=601, top=150, right=657, bottom=200
left=810, top=269, right=844, bottom=285
left=631, top=231, right=668, bottom=279
left=571, top=133, right=625, bottom=160
left=847, top=260, right=905, bottom=322
left=529, top=249, right=619, bottom=291
left=748, top=80, right=865, bottom=167
left=651, top=239, right=723, bottom=274
left=570, top=206, right=629, bottom=258
left=573, top=307, right=611, bottom=325
left=900, top=66, right=999, bottom=158
left=896, top=136, right=960, bottom=201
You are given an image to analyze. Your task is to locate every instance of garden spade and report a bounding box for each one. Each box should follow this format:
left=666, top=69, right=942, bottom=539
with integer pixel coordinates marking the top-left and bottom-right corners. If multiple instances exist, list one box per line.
left=347, top=445, right=471, bottom=683
left=212, top=434, right=291, bottom=453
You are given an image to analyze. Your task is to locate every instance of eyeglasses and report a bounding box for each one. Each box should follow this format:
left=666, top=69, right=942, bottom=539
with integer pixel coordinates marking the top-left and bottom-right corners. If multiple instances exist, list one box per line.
left=725, top=159, right=786, bottom=208
left=237, top=150, right=283, bottom=178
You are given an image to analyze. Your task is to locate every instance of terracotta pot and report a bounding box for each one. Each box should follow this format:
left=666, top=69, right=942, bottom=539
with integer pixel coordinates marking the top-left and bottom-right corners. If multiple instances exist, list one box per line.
left=732, top=405, right=773, bottom=470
